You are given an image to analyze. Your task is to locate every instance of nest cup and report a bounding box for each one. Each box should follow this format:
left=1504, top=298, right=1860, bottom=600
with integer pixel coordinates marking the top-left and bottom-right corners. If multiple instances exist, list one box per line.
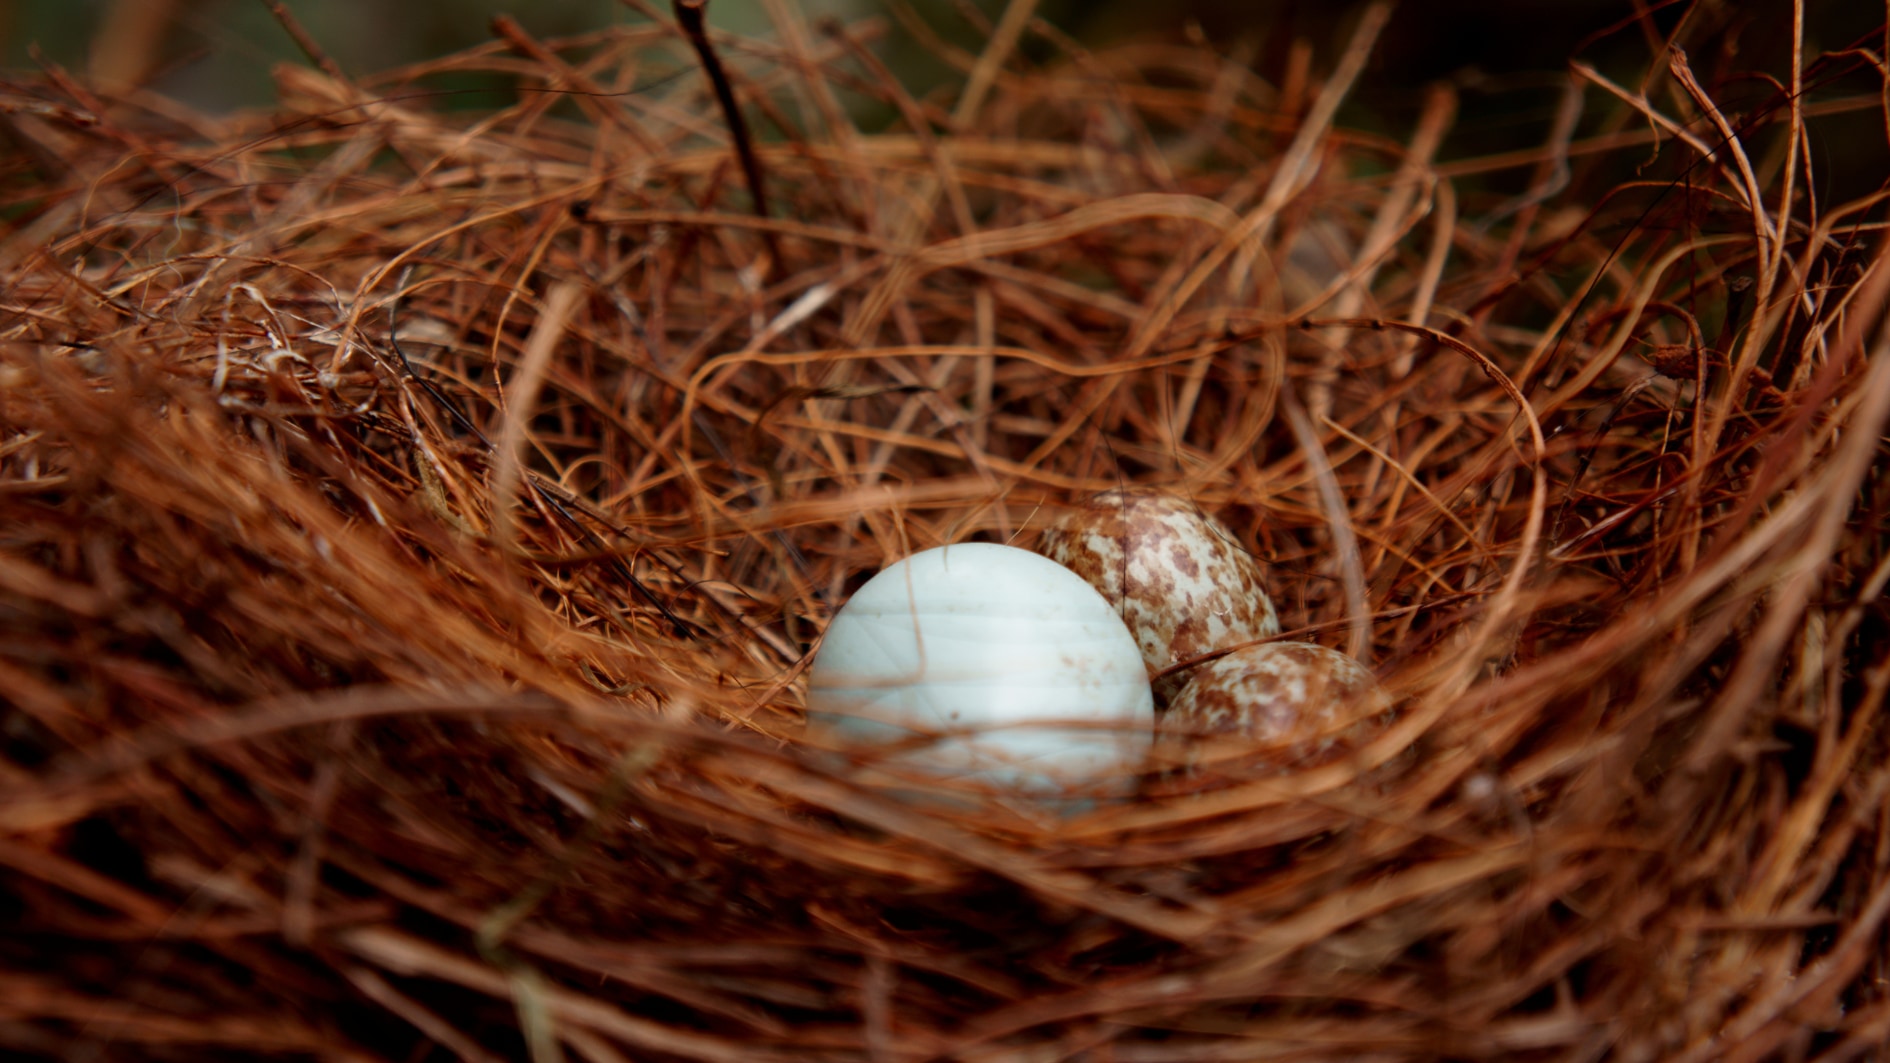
left=3, top=3, right=1890, bottom=1061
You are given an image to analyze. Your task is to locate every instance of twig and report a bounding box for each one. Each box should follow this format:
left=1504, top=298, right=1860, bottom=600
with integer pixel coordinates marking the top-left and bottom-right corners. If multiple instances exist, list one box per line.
left=261, top=0, right=349, bottom=86
left=673, top=0, right=783, bottom=273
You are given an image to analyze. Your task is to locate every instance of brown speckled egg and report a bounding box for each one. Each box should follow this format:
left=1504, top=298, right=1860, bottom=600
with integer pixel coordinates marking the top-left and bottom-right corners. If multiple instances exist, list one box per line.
left=1039, top=489, right=1278, bottom=704
left=1159, top=642, right=1390, bottom=772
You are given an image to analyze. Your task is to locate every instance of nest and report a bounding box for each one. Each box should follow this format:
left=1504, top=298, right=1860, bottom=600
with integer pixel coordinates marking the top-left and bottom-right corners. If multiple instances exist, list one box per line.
left=4, top=3, right=1890, bottom=1059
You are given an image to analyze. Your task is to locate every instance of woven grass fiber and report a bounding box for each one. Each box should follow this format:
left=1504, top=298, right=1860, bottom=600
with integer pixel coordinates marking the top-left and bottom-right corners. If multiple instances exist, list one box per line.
left=5, top=2, right=1890, bottom=1060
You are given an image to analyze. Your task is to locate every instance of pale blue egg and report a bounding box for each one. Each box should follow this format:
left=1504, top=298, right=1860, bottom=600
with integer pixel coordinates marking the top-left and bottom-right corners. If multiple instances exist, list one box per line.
left=806, top=542, right=1154, bottom=798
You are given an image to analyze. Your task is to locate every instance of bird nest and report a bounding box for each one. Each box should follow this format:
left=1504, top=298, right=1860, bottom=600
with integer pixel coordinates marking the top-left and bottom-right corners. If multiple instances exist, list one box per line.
left=4, top=3, right=1890, bottom=1060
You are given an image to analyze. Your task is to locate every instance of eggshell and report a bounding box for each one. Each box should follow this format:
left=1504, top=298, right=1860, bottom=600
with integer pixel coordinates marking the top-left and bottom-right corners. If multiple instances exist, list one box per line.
left=805, top=542, right=1155, bottom=797
left=1159, top=642, right=1390, bottom=772
left=1039, top=490, right=1278, bottom=703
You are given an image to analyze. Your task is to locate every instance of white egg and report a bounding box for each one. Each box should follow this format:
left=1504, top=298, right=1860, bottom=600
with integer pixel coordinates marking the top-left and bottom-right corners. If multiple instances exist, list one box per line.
left=1039, top=489, right=1279, bottom=705
left=805, top=542, right=1155, bottom=797
left=1159, top=642, right=1390, bottom=772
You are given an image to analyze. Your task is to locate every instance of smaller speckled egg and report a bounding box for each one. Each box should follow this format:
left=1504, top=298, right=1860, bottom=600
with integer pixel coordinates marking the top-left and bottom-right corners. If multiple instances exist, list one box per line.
left=1038, top=490, right=1279, bottom=704
left=805, top=542, right=1155, bottom=799
left=1159, top=642, right=1391, bottom=772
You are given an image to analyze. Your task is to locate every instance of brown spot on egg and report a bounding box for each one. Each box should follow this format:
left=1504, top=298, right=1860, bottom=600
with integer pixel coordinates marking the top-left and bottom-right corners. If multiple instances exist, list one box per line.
left=1169, top=543, right=1200, bottom=579
left=1169, top=614, right=1209, bottom=663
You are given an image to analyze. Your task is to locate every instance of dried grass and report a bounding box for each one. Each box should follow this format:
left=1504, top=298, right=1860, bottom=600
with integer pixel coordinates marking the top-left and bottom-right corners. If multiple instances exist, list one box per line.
left=3, top=2, right=1889, bottom=1060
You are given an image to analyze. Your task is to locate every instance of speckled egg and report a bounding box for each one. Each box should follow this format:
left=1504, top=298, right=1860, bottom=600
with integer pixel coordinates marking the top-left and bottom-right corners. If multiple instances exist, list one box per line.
left=805, top=542, right=1155, bottom=799
left=1159, top=642, right=1390, bottom=772
left=1038, top=489, right=1279, bottom=704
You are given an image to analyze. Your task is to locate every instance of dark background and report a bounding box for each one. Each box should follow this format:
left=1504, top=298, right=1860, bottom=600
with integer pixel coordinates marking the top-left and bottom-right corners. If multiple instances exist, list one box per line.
left=2, top=2, right=1874, bottom=105
left=2, top=1, right=1883, bottom=203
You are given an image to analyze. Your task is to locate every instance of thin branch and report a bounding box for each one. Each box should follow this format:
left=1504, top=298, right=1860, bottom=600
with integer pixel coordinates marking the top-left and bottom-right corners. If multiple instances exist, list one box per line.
left=674, top=0, right=783, bottom=273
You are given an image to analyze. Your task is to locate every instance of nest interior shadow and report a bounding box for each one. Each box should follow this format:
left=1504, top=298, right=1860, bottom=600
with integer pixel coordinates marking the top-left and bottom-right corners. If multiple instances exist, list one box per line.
left=3, top=2, right=1890, bottom=1060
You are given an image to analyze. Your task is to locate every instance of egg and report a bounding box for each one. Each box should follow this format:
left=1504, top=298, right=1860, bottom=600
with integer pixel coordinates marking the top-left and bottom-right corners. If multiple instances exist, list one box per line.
left=1038, top=489, right=1279, bottom=704
left=1158, top=642, right=1390, bottom=772
left=805, top=542, right=1155, bottom=797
